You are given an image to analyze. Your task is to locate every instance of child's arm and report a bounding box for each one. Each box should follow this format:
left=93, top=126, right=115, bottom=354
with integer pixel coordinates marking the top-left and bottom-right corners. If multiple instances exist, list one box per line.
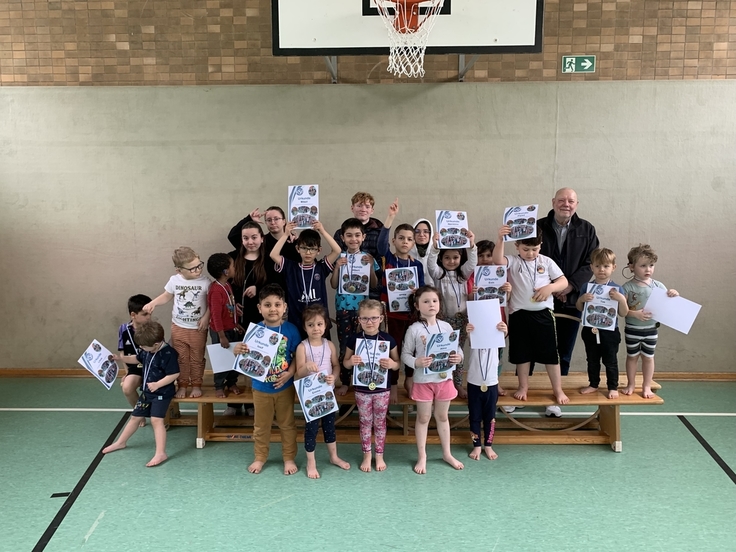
left=313, top=221, right=343, bottom=265
left=491, top=227, right=510, bottom=267
left=575, top=284, right=593, bottom=312
left=383, top=197, right=399, bottom=229
left=533, top=275, right=568, bottom=303
left=378, top=197, right=399, bottom=256
left=294, top=343, right=311, bottom=380
left=273, top=361, right=295, bottom=390
left=146, top=371, right=180, bottom=393
left=326, top=341, right=339, bottom=387
left=425, top=235, right=444, bottom=279
left=610, top=287, right=629, bottom=317
left=368, top=257, right=378, bottom=288
left=343, top=347, right=361, bottom=369
left=271, top=221, right=298, bottom=266
left=331, top=255, right=347, bottom=290
left=143, top=291, right=174, bottom=314
left=460, top=232, right=478, bottom=279
left=197, top=307, right=210, bottom=332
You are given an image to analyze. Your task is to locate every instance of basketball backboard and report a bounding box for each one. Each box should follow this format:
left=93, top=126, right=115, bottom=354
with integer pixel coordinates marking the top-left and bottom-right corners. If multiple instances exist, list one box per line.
left=272, top=0, right=544, bottom=56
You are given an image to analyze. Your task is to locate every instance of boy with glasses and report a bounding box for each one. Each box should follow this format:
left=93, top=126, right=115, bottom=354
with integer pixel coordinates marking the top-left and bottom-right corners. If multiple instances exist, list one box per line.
left=271, top=221, right=342, bottom=337
left=144, top=247, right=210, bottom=398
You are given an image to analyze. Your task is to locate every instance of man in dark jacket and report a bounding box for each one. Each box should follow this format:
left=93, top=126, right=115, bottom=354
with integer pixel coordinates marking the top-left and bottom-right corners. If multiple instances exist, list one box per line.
left=534, top=188, right=599, bottom=416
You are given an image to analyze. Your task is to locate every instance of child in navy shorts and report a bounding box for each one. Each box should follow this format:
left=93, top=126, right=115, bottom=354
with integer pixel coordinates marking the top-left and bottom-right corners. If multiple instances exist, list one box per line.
left=103, top=321, right=180, bottom=467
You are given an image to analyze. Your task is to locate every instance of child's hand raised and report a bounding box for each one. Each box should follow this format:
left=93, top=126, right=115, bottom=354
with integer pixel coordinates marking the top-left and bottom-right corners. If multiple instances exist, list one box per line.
left=233, top=343, right=250, bottom=356
left=467, top=229, right=476, bottom=248
left=498, top=225, right=511, bottom=239
left=249, top=207, right=263, bottom=222
left=388, top=197, right=399, bottom=217
left=285, top=221, right=298, bottom=233
left=432, top=232, right=440, bottom=249
left=311, top=220, right=324, bottom=233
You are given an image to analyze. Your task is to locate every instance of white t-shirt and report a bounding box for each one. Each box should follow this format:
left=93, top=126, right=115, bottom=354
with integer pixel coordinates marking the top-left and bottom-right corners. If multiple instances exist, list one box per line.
left=401, top=320, right=464, bottom=384
left=505, top=254, right=564, bottom=314
left=164, top=274, right=211, bottom=329
left=466, top=348, right=500, bottom=387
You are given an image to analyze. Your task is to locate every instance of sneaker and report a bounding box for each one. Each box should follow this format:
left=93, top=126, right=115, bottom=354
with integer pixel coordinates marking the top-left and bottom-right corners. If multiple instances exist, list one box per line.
left=502, top=406, right=516, bottom=413
left=223, top=406, right=238, bottom=416
left=545, top=405, right=562, bottom=418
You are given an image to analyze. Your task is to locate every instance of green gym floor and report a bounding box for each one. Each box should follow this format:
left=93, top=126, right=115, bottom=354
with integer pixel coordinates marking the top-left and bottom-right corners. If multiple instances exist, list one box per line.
left=1, top=379, right=734, bottom=552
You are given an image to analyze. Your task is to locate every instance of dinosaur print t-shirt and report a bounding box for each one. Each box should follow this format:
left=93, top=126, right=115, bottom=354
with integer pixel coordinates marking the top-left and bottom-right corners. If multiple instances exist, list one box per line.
left=164, top=274, right=211, bottom=329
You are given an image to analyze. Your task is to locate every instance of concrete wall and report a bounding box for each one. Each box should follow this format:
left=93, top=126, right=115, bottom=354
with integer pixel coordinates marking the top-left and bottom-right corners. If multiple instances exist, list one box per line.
left=1, top=81, right=734, bottom=370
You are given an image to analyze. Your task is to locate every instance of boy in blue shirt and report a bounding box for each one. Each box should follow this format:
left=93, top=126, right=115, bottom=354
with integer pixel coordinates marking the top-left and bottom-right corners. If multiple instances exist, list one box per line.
left=103, top=321, right=180, bottom=467
left=233, top=284, right=302, bottom=475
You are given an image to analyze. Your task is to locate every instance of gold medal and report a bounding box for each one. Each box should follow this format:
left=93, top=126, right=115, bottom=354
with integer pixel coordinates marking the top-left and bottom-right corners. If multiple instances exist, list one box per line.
left=480, top=384, right=488, bottom=392
left=439, top=372, right=447, bottom=379
left=368, top=382, right=376, bottom=390
left=591, top=328, right=598, bottom=335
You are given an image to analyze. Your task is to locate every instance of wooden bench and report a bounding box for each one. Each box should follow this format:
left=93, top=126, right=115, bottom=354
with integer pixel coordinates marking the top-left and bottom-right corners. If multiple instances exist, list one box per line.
left=166, top=373, right=662, bottom=452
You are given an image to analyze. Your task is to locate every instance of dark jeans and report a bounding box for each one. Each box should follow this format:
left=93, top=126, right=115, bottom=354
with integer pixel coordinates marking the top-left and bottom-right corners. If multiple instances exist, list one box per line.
left=581, top=326, right=620, bottom=390
left=529, top=307, right=580, bottom=376
left=467, top=383, right=498, bottom=447
left=304, top=412, right=337, bottom=452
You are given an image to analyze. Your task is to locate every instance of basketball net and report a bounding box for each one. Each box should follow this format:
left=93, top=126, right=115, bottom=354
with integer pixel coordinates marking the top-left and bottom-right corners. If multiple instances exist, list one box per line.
left=374, top=0, right=445, bottom=78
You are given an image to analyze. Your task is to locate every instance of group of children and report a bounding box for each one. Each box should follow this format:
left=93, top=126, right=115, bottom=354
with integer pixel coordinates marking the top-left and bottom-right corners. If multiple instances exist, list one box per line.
left=103, top=192, right=677, bottom=476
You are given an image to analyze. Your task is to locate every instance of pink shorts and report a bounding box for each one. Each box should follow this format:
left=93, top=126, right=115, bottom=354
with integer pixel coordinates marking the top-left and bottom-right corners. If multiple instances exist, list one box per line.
left=411, top=380, right=458, bottom=403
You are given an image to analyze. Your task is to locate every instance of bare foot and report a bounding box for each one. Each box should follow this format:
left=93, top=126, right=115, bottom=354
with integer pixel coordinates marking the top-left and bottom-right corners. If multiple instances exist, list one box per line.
left=497, top=385, right=506, bottom=396
left=413, top=456, right=427, bottom=475
left=642, top=386, right=655, bottom=399
left=330, top=456, right=350, bottom=471
left=455, top=385, right=468, bottom=399
left=175, top=387, right=187, bottom=399
left=579, top=386, right=598, bottom=395
left=306, top=457, right=320, bottom=479
left=360, top=452, right=372, bottom=472
left=336, top=385, right=348, bottom=396
left=375, top=454, right=386, bottom=472
left=283, top=460, right=298, bottom=475
left=484, top=446, right=498, bottom=460
left=190, top=387, right=203, bottom=399
left=230, top=384, right=242, bottom=395
left=443, top=453, right=464, bottom=470
left=215, top=389, right=226, bottom=398
left=138, top=418, right=146, bottom=428
left=469, top=446, right=481, bottom=460
left=102, top=442, right=126, bottom=454
left=146, top=453, right=168, bottom=467
left=621, top=385, right=635, bottom=396
left=555, top=391, right=570, bottom=405
left=248, top=460, right=265, bottom=474
left=513, top=387, right=528, bottom=401
left=607, top=389, right=619, bottom=399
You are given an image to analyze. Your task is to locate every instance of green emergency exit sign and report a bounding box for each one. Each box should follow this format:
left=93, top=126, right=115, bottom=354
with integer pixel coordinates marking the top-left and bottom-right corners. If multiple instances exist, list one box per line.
left=561, top=55, right=596, bottom=73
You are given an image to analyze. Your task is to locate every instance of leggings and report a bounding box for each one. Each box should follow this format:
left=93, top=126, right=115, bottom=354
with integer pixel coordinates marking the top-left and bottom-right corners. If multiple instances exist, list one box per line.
left=170, top=324, right=207, bottom=388
left=445, top=312, right=468, bottom=387
left=304, top=412, right=337, bottom=453
left=355, top=391, right=390, bottom=454
left=467, top=383, right=498, bottom=447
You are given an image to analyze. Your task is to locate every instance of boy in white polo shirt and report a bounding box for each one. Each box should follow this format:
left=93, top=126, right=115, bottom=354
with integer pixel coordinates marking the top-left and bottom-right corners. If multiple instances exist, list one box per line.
left=492, top=226, right=570, bottom=411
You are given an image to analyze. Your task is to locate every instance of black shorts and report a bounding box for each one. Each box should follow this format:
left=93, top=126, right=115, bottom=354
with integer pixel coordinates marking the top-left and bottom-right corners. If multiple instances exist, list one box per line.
left=125, top=364, right=143, bottom=378
left=132, top=393, right=173, bottom=419
left=508, top=309, right=560, bottom=366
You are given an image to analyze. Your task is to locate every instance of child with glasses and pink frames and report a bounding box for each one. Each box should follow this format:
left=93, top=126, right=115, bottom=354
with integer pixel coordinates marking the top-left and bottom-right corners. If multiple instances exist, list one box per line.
left=343, top=299, right=400, bottom=472
left=143, top=247, right=210, bottom=399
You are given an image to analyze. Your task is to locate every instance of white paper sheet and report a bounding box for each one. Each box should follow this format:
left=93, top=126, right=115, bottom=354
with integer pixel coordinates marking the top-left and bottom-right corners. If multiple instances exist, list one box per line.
left=77, top=339, right=117, bottom=390
left=288, top=185, right=319, bottom=228
left=466, top=299, right=506, bottom=349
left=206, top=343, right=238, bottom=374
left=502, top=204, right=539, bottom=242
left=644, top=287, right=701, bottom=335
left=435, top=210, right=470, bottom=249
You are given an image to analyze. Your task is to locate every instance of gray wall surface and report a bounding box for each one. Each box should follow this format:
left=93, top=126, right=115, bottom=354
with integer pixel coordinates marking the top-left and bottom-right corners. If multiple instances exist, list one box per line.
left=1, top=82, right=734, bottom=371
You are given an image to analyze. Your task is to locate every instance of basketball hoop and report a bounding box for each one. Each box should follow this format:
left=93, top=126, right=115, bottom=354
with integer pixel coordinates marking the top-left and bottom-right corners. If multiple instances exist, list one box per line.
left=374, top=0, right=444, bottom=78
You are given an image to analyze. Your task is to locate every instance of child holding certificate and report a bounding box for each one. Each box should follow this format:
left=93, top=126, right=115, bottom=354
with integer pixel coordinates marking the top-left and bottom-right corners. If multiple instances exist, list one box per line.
left=426, top=230, right=477, bottom=399
left=465, top=319, right=508, bottom=461
left=575, top=248, right=629, bottom=399
left=343, top=299, right=400, bottom=473
left=402, top=286, right=465, bottom=474
left=621, top=244, right=678, bottom=399
left=330, top=218, right=379, bottom=396
left=103, top=321, right=179, bottom=467
left=377, top=199, right=425, bottom=401
left=233, top=285, right=301, bottom=475
left=295, top=305, right=350, bottom=479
